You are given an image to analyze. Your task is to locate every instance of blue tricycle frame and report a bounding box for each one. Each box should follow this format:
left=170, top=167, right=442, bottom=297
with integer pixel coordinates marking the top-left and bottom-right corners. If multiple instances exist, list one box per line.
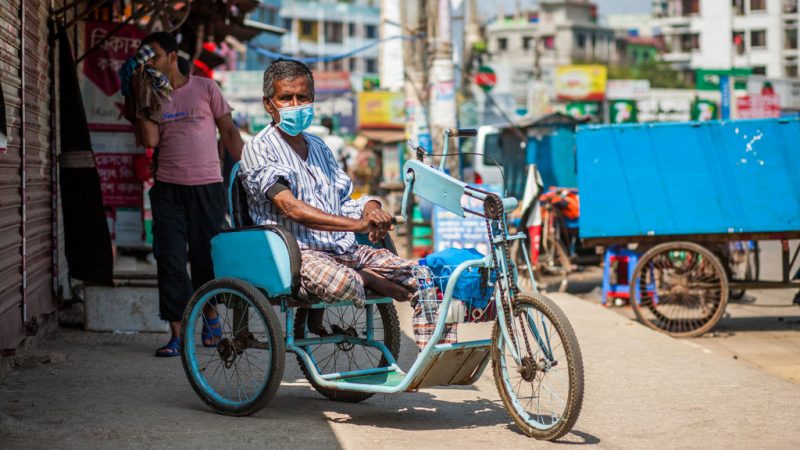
left=179, top=129, right=584, bottom=440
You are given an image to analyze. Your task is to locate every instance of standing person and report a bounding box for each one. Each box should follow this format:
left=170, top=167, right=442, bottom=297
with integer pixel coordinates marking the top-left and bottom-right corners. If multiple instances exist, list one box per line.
left=239, top=59, right=456, bottom=347
left=133, top=32, right=244, bottom=357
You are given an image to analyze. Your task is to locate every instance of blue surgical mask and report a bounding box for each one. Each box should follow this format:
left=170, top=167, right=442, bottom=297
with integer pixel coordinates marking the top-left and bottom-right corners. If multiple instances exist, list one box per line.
left=272, top=100, right=315, bottom=136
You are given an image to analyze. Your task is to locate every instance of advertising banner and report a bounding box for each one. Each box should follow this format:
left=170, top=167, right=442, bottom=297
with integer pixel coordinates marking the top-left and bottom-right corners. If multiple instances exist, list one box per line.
left=555, top=65, right=607, bottom=101
left=736, top=93, right=781, bottom=118
left=609, top=100, right=638, bottom=123
left=565, top=101, right=602, bottom=122
left=358, top=91, right=405, bottom=129
left=80, top=21, right=145, bottom=131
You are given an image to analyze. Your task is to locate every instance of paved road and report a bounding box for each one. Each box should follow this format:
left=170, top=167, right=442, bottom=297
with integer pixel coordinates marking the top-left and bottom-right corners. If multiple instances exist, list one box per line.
left=2, top=292, right=800, bottom=449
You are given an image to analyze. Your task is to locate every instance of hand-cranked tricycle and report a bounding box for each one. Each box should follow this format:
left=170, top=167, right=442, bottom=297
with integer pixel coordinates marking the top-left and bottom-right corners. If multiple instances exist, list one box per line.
left=180, top=128, right=584, bottom=440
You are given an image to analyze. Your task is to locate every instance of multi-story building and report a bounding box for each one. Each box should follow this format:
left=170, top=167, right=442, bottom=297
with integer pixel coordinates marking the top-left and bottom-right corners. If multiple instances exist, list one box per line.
left=484, top=0, right=615, bottom=108
left=652, top=0, right=799, bottom=79
left=279, top=0, right=380, bottom=82
left=244, top=0, right=284, bottom=71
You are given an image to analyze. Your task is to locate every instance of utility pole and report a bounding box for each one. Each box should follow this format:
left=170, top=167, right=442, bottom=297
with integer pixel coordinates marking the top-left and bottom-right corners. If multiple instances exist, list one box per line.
left=427, top=0, right=459, bottom=175
left=400, top=0, right=430, bottom=153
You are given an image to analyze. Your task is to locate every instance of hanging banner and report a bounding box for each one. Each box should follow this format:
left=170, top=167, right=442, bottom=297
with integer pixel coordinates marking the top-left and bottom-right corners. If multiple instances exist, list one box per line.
left=80, top=21, right=145, bottom=131
left=555, top=65, right=607, bottom=101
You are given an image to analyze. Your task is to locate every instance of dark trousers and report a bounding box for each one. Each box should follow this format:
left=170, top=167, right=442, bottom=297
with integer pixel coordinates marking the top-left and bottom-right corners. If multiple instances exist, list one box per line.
left=150, top=181, right=227, bottom=322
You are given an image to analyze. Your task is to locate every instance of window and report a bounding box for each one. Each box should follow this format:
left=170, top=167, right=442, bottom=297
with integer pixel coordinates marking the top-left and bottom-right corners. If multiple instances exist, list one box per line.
left=733, top=31, right=746, bottom=54
left=498, top=37, right=508, bottom=50
left=680, top=33, right=700, bottom=51
left=349, top=58, right=357, bottom=71
left=365, top=58, right=377, bottom=73
left=348, top=23, right=356, bottom=37
left=265, top=7, right=276, bottom=24
left=785, top=29, right=798, bottom=49
left=750, top=0, right=766, bottom=11
left=300, top=20, right=318, bottom=41
left=732, top=0, right=745, bottom=15
left=282, top=18, right=292, bottom=32
left=786, top=64, right=798, bottom=77
left=325, top=21, right=343, bottom=43
left=576, top=33, right=585, bottom=48
left=523, top=36, right=533, bottom=50
left=751, top=29, right=767, bottom=48
left=365, top=24, right=377, bottom=39
left=752, top=66, right=767, bottom=75
left=682, top=0, right=700, bottom=14
left=330, top=59, right=344, bottom=71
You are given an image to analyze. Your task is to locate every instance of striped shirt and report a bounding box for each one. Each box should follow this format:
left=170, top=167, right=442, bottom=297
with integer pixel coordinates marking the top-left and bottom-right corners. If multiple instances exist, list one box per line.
left=239, top=123, right=372, bottom=255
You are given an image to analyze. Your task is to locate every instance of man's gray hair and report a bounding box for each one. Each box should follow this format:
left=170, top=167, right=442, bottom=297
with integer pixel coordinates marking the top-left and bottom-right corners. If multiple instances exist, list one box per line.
left=262, top=58, right=315, bottom=100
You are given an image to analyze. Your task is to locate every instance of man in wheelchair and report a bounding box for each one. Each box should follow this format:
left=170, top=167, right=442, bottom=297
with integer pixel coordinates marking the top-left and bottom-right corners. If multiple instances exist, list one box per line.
left=239, top=59, right=456, bottom=343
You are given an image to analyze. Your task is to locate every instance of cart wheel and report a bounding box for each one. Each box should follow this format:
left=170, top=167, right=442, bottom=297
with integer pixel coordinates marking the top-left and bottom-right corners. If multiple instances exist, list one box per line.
left=294, top=302, right=401, bottom=403
left=181, top=278, right=285, bottom=416
left=630, top=242, right=729, bottom=338
left=492, top=292, right=584, bottom=440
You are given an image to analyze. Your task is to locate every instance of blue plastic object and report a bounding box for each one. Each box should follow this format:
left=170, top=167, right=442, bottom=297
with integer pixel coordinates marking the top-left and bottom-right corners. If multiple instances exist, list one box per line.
left=600, top=246, right=639, bottom=306
left=211, top=229, right=294, bottom=297
left=424, top=248, right=496, bottom=308
left=577, top=118, right=800, bottom=240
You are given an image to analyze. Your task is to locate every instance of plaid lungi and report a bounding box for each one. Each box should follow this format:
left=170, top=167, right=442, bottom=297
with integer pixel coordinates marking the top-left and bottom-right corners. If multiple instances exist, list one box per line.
left=299, top=244, right=457, bottom=348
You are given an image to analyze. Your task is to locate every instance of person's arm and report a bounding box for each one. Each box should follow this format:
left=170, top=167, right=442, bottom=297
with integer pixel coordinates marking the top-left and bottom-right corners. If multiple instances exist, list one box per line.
left=270, top=187, right=379, bottom=234
left=216, top=113, right=243, bottom=161
left=136, top=118, right=159, bottom=148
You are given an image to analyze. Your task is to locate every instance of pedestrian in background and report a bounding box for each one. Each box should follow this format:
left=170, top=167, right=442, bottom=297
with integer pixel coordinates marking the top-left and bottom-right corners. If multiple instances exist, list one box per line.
left=131, top=32, right=244, bottom=357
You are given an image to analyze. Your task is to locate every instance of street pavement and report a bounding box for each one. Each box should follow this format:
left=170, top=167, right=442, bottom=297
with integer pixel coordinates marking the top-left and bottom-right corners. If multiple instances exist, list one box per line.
left=1, top=293, right=799, bottom=449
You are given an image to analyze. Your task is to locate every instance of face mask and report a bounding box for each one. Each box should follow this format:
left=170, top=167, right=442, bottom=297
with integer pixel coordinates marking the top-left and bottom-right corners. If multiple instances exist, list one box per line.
left=272, top=100, right=315, bottom=136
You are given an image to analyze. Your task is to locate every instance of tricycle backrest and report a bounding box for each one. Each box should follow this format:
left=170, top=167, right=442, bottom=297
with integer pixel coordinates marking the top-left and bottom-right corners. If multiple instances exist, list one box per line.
left=228, top=162, right=255, bottom=228
left=212, top=225, right=301, bottom=297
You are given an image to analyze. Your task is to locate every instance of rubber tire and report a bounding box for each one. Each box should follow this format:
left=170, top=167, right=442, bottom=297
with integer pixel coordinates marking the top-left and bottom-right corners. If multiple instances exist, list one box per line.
left=630, top=242, right=729, bottom=338
left=181, top=278, right=285, bottom=416
left=295, top=302, right=401, bottom=403
left=491, top=292, right=584, bottom=440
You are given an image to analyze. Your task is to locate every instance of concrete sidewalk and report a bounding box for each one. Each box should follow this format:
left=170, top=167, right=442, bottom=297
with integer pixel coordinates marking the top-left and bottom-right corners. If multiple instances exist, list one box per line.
left=1, top=293, right=799, bottom=449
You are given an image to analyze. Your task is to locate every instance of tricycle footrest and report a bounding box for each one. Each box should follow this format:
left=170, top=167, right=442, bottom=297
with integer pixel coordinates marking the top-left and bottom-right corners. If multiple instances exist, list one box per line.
left=328, top=367, right=407, bottom=388
left=407, top=340, right=492, bottom=391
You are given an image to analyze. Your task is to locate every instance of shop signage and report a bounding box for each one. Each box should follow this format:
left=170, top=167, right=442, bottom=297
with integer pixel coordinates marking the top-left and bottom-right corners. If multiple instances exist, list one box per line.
left=357, top=91, right=405, bottom=129
left=555, top=65, right=607, bottom=101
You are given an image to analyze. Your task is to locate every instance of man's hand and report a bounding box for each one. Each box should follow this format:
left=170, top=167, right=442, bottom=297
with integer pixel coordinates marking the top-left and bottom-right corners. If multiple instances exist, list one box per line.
left=360, top=200, right=393, bottom=243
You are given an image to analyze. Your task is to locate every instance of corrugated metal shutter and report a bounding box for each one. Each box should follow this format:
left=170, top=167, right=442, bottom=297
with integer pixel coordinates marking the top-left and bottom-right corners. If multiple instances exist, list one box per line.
left=22, top=0, right=56, bottom=325
left=0, top=0, right=25, bottom=349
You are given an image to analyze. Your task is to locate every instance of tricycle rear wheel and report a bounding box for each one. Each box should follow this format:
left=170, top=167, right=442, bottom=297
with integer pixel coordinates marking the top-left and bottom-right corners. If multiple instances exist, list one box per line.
left=181, top=278, right=285, bottom=416
left=294, top=302, right=401, bottom=402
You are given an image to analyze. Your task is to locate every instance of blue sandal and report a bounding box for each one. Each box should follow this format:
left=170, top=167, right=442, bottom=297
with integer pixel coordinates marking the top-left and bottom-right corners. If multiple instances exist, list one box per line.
left=155, top=336, right=182, bottom=357
left=202, top=315, right=222, bottom=348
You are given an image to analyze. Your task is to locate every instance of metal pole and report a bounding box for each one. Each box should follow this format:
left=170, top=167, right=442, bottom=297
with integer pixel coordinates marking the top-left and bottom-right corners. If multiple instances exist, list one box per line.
left=428, top=0, right=458, bottom=175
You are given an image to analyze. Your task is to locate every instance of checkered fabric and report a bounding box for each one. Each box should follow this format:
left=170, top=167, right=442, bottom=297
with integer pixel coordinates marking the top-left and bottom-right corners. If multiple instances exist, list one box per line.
left=135, top=44, right=172, bottom=94
left=298, top=244, right=458, bottom=347
left=411, top=303, right=458, bottom=350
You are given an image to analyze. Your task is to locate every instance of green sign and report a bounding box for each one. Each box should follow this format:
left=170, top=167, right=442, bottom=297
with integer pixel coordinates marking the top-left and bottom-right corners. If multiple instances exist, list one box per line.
left=690, top=99, right=719, bottom=121
left=566, top=101, right=601, bottom=121
left=609, top=100, right=637, bottom=123
left=363, top=75, right=380, bottom=91
left=695, top=69, right=752, bottom=91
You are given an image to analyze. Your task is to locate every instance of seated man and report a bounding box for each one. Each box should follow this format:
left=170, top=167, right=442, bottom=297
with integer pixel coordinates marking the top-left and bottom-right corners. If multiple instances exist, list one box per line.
left=240, top=59, right=456, bottom=346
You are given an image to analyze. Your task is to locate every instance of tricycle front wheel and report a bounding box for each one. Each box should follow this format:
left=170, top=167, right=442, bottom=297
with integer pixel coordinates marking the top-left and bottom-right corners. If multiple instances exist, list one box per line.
left=492, top=292, right=584, bottom=440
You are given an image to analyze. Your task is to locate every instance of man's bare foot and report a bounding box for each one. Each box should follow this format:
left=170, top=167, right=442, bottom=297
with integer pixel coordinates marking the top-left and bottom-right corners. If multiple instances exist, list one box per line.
left=358, top=269, right=415, bottom=302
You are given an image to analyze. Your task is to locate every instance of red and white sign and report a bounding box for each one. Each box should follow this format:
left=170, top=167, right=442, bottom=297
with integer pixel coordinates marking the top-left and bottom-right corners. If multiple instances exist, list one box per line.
left=80, top=21, right=145, bottom=131
left=95, top=153, right=143, bottom=207
left=313, top=71, right=351, bottom=94
left=736, top=93, right=781, bottom=119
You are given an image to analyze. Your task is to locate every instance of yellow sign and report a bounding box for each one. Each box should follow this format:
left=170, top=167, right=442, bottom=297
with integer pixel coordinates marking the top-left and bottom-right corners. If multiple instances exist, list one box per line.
left=555, top=65, right=607, bottom=101
left=357, top=91, right=405, bottom=129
